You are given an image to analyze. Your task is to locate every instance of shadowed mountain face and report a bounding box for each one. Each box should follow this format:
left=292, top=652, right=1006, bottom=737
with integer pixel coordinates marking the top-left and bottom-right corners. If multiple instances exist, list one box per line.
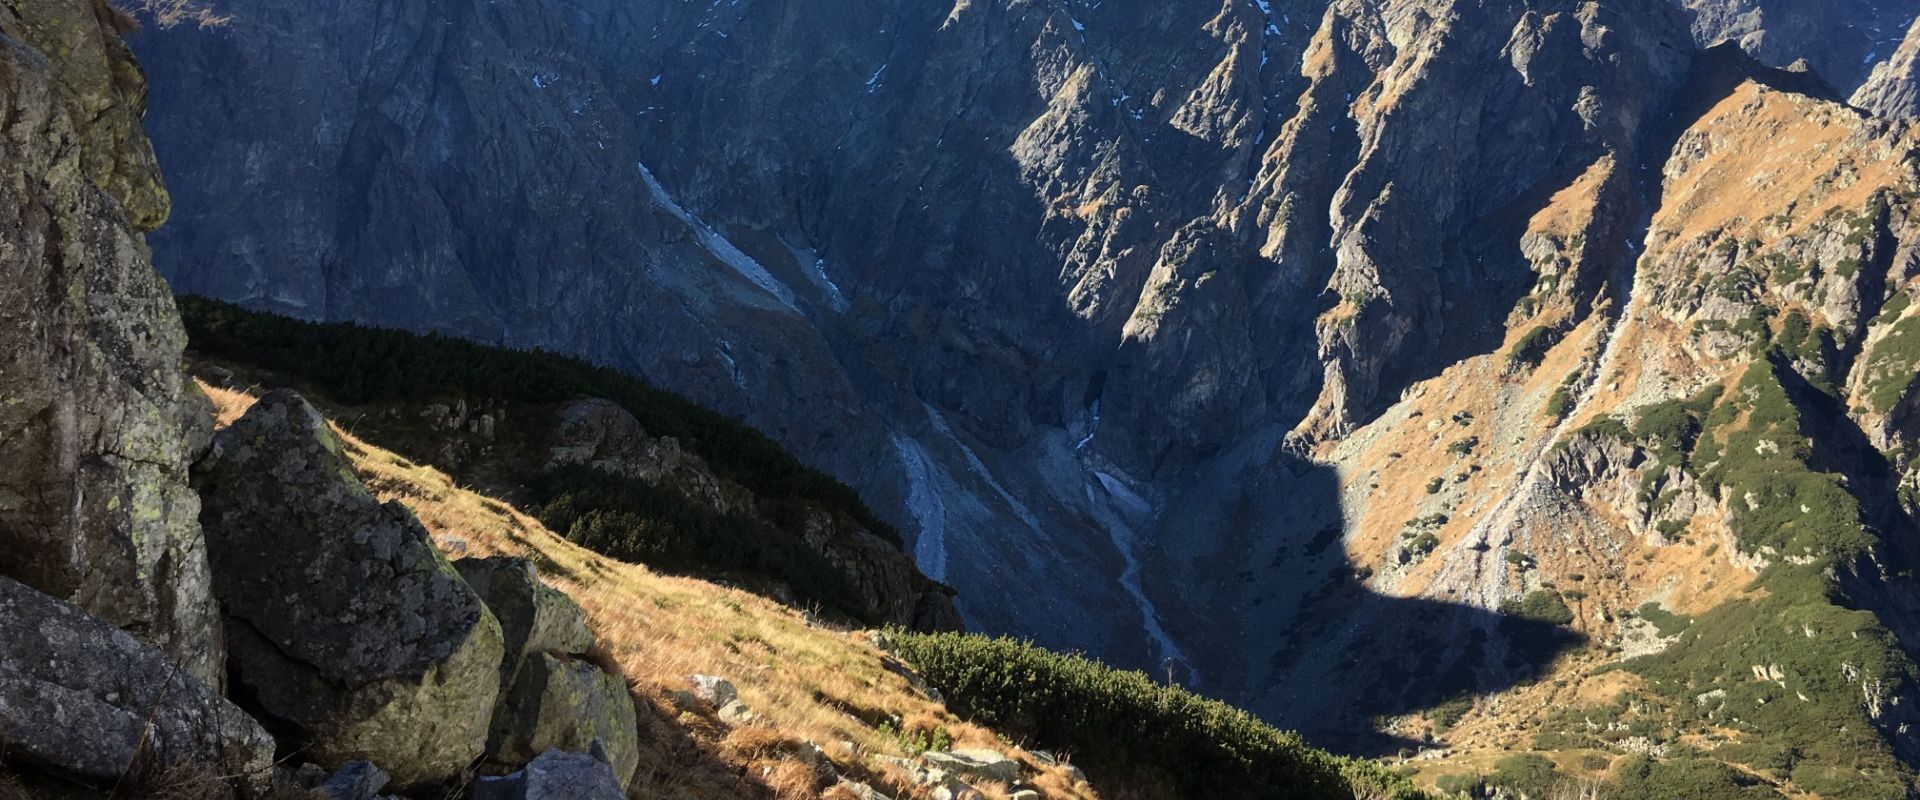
left=1675, top=0, right=1916, bottom=92
left=134, top=0, right=1920, bottom=775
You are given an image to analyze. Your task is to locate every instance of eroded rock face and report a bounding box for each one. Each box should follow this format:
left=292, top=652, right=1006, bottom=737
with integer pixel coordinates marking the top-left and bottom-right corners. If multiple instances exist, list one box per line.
left=0, top=576, right=272, bottom=790
left=1855, top=15, right=1920, bottom=120
left=195, top=389, right=503, bottom=787
left=1674, top=0, right=1915, bottom=92
left=0, top=0, right=220, bottom=685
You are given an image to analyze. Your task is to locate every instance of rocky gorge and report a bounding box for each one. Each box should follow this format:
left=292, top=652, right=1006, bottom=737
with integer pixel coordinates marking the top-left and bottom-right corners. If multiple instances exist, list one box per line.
left=126, top=0, right=1920, bottom=761
left=11, top=0, right=1920, bottom=796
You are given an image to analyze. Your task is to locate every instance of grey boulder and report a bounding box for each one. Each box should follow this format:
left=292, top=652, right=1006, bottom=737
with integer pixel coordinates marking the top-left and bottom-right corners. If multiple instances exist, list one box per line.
left=195, top=390, right=504, bottom=788
left=471, top=749, right=626, bottom=800
left=486, top=653, right=638, bottom=787
left=0, top=577, right=272, bottom=791
left=922, top=749, right=1022, bottom=784
left=456, top=558, right=638, bottom=786
left=452, top=558, right=596, bottom=683
left=311, top=761, right=390, bottom=800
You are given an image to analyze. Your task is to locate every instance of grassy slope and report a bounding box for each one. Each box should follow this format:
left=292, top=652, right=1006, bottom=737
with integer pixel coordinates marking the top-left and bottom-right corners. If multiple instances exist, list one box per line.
left=207, top=381, right=1420, bottom=800
left=205, top=381, right=1096, bottom=800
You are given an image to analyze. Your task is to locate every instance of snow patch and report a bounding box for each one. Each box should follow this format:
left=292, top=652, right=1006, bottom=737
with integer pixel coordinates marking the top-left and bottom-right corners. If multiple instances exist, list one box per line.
left=1094, top=470, right=1150, bottom=515
left=925, top=405, right=1048, bottom=534
left=636, top=161, right=799, bottom=311
left=716, top=340, right=747, bottom=389
left=1083, top=470, right=1195, bottom=681
left=892, top=434, right=949, bottom=581
left=810, top=258, right=851, bottom=312
left=1073, top=400, right=1102, bottom=450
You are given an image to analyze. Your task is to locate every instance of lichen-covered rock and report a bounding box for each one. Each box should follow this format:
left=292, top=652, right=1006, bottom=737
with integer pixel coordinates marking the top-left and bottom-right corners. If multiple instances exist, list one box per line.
left=194, top=390, right=503, bottom=787
left=454, top=557, right=637, bottom=786
left=453, top=558, right=595, bottom=679
left=0, top=0, right=220, bottom=686
left=486, top=653, right=638, bottom=784
left=471, top=749, right=625, bottom=800
left=0, top=576, right=272, bottom=790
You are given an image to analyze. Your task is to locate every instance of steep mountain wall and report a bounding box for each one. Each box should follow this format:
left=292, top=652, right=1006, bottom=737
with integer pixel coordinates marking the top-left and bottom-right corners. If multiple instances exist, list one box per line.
left=1675, top=0, right=1916, bottom=92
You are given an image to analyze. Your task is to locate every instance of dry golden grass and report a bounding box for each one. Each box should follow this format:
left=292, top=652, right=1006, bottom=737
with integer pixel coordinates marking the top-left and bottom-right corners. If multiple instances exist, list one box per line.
left=1652, top=81, right=1914, bottom=248
left=1528, top=156, right=1614, bottom=246
left=199, top=382, right=1097, bottom=800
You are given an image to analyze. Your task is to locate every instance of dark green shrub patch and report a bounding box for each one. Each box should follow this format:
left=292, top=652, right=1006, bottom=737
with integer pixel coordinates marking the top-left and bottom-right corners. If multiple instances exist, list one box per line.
left=888, top=632, right=1428, bottom=800
left=178, top=296, right=900, bottom=545
left=531, top=465, right=868, bottom=621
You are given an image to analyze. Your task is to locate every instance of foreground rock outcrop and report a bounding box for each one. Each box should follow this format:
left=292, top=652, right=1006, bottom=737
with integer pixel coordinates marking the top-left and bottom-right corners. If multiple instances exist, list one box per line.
left=195, top=390, right=505, bottom=788
left=0, top=576, right=273, bottom=790
left=0, top=0, right=221, bottom=686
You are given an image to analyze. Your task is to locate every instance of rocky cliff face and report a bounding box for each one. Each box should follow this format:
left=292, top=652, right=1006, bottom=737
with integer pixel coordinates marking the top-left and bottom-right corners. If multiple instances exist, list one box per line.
left=1675, top=0, right=1915, bottom=92
left=0, top=0, right=221, bottom=685
left=1856, top=15, right=1920, bottom=120
left=128, top=0, right=1920, bottom=790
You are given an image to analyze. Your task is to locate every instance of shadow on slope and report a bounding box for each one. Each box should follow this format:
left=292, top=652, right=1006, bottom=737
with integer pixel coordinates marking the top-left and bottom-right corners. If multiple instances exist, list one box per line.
left=1145, top=438, right=1585, bottom=760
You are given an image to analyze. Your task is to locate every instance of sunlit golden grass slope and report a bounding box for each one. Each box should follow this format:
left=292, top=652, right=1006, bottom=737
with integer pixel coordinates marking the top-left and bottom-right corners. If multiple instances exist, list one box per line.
left=199, top=382, right=1098, bottom=800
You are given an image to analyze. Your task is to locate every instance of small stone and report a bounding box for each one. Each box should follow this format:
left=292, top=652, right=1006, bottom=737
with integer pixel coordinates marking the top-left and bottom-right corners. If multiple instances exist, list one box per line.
left=717, top=700, right=756, bottom=724
left=923, top=749, right=1022, bottom=784
left=471, top=749, right=625, bottom=800
left=686, top=674, right=738, bottom=707
left=312, top=761, right=390, bottom=800
left=835, top=779, right=895, bottom=800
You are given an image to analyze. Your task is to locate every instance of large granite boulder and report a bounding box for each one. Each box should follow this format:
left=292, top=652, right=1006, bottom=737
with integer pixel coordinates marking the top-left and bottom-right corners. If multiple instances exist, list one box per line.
left=0, top=0, right=222, bottom=686
left=194, top=390, right=503, bottom=788
left=0, top=576, right=272, bottom=791
left=455, top=557, right=638, bottom=786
